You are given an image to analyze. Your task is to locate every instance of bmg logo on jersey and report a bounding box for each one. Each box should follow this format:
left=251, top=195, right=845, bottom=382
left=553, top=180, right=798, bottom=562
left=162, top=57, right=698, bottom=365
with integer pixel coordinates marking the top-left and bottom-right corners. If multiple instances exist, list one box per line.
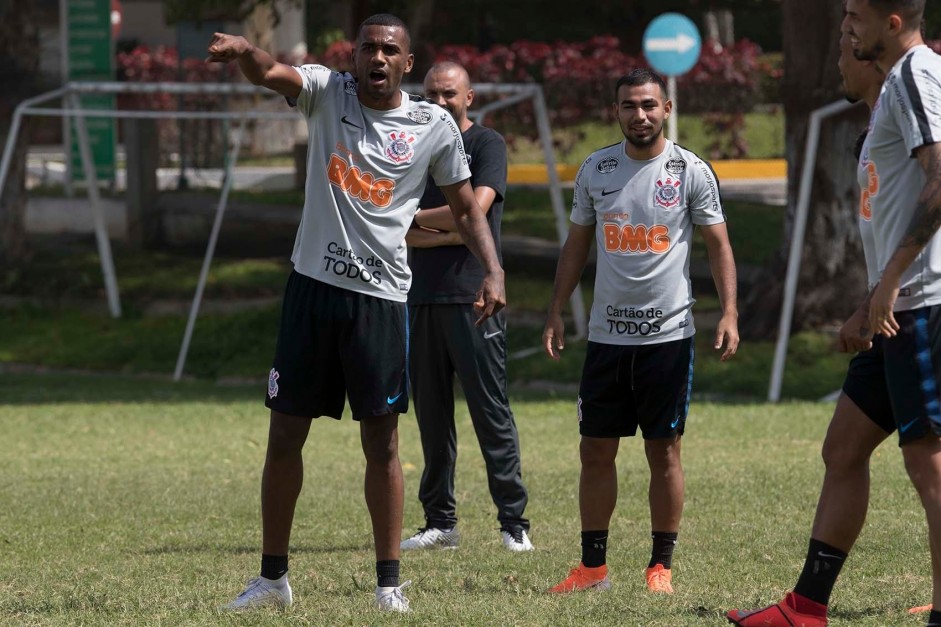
left=603, top=223, right=671, bottom=254
left=327, top=153, right=395, bottom=208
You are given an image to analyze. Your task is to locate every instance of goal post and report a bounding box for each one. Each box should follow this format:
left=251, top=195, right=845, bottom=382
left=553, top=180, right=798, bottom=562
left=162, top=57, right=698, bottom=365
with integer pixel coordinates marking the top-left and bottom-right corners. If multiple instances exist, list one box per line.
left=0, top=80, right=587, bottom=380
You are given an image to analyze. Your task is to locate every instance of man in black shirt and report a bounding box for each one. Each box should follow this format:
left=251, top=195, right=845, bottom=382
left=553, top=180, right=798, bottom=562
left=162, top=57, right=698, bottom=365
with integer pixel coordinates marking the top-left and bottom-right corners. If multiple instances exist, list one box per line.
left=402, top=61, right=532, bottom=552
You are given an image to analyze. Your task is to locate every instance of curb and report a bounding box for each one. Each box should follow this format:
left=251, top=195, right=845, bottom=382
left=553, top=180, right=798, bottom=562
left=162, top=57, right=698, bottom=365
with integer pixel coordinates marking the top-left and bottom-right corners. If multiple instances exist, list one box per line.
left=506, top=159, right=786, bottom=185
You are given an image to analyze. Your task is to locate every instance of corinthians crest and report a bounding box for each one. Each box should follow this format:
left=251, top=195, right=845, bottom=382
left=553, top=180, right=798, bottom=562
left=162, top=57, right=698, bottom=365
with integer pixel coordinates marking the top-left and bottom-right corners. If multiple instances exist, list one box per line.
left=385, top=131, right=417, bottom=164
left=654, top=177, right=682, bottom=209
left=267, top=368, right=280, bottom=399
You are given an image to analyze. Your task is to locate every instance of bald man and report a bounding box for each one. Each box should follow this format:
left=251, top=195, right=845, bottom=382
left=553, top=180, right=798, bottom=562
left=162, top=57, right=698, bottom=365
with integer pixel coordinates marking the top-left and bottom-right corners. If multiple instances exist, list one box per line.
left=402, top=62, right=533, bottom=552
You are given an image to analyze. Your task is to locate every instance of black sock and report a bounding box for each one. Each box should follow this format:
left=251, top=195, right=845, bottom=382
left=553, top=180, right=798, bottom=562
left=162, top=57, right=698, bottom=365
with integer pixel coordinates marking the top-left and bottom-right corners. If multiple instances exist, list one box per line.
left=928, top=609, right=941, bottom=626
left=581, top=530, right=608, bottom=568
left=260, top=554, right=288, bottom=580
left=648, top=531, right=678, bottom=569
left=376, top=560, right=400, bottom=588
left=793, top=539, right=847, bottom=606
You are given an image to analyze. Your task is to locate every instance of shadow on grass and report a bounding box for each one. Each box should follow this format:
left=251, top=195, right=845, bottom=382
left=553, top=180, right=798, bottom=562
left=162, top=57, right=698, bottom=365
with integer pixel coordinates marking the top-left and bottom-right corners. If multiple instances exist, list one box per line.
left=140, top=542, right=373, bottom=556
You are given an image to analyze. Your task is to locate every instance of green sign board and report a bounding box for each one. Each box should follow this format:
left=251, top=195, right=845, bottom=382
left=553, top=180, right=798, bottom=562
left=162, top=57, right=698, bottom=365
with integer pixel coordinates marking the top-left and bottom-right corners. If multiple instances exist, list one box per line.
left=66, top=0, right=116, bottom=182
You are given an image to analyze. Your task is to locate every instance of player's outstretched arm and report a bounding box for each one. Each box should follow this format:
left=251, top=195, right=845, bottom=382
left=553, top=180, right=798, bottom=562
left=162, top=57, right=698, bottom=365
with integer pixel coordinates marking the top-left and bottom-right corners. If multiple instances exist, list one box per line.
left=206, top=33, right=301, bottom=100
left=700, top=222, right=739, bottom=361
left=869, top=142, right=941, bottom=337
left=440, top=179, right=505, bottom=324
left=543, top=223, right=594, bottom=361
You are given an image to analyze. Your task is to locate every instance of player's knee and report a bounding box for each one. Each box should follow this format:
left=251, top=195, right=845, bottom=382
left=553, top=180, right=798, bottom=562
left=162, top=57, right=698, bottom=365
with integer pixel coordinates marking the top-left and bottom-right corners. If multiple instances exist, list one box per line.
left=580, top=438, right=617, bottom=468
left=361, top=421, right=399, bottom=464
left=821, top=434, right=869, bottom=472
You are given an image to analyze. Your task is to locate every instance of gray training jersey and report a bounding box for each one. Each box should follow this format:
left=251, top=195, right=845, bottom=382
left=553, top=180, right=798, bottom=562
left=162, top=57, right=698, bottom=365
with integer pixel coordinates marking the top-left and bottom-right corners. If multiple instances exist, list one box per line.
left=862, top=45, right=941, bottom=310
left=291, top=64, right=470, bottom=302
left=571, top=140, right=725, bottom=345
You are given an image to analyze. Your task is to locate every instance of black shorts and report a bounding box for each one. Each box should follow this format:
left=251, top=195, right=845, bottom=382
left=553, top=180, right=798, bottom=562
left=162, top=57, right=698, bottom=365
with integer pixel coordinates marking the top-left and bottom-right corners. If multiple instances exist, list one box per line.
left=841, top=337, right=896, bottom=434
left=577, top=337, right=694, bottom=439
left=264, top=271, right=409, bottom=420
left=881, top=306, right=941, bottom=445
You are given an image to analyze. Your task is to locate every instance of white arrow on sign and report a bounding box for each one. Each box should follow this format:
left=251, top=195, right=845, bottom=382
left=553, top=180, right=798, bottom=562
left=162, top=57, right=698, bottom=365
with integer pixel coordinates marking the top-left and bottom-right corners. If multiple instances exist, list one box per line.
left=644, top=33, right=697, bottom=54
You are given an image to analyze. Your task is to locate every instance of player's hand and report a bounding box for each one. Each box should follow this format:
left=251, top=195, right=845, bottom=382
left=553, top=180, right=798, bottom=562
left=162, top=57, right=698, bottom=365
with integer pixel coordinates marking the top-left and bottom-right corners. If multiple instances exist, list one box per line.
left=206, top=33, right=252, bottom=63
left=837, top=305, right=873, bottom=353
left=473, top=270, right=505, bottom=326
left=543, top=312, right=566, bottom=361
left=714, top=312, right=739, bottom=361
left=868, top=277, right=900, bottom=337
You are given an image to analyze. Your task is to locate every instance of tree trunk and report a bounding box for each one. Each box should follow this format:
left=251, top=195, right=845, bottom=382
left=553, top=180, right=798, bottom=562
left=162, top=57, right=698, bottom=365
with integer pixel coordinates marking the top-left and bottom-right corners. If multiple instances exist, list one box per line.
left=0, top=0, right=38, bottom=267
left=740, top=0, right=870, bottom=338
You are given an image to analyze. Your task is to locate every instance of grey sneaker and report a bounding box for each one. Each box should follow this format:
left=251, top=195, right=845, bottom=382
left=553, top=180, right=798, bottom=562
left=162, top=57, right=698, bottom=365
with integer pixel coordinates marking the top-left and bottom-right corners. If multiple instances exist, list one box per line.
left=400, top=526, right=460, bottom=550
left=501, top=527, right=534, bottom=552
left=375, top=580, right=411, bottom=612
left=222, top=574, right=292, bottom=610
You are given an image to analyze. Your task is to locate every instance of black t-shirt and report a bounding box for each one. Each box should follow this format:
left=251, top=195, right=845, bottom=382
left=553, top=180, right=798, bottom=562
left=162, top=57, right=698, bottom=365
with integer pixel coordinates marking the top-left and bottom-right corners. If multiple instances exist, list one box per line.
left=408, top=123, right=507, bottom=304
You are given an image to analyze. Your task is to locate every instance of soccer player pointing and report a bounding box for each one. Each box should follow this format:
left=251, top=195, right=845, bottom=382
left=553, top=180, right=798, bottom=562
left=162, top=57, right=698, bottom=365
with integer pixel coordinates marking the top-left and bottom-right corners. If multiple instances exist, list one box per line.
left=544, top=69, right=738, bottom=595
left=207, top=13, right=505, bottom=613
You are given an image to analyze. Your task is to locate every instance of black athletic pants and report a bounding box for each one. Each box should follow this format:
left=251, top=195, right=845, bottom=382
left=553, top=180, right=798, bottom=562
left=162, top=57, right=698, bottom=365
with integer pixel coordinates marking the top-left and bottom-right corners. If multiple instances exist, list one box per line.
left=409, top=304, right=529, bottom=531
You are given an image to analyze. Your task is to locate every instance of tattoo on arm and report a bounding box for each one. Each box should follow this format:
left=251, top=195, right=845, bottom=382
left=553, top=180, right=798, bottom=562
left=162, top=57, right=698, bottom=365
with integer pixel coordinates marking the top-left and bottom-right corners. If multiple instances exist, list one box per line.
left=902, top=144, right=941, bottom=249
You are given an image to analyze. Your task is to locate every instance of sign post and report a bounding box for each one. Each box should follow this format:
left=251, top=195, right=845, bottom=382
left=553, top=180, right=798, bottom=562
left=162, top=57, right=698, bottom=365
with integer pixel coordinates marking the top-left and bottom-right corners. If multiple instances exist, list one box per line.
left=642, top=13, right=702, bottom=144
left=62, top=0, right=116, bottom=184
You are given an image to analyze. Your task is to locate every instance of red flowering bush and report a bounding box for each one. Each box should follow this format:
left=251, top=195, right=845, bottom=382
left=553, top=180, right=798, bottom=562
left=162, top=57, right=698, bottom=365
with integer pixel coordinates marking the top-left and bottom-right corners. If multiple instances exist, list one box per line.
left=116, top=45, right=237, bottom=166
left=116, top=35, right=779, bottom=160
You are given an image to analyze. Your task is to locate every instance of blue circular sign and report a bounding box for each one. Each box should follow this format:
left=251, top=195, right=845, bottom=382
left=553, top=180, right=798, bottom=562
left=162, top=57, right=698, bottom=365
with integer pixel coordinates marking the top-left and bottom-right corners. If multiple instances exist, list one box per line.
left=642, top=13, right=702, bottom=77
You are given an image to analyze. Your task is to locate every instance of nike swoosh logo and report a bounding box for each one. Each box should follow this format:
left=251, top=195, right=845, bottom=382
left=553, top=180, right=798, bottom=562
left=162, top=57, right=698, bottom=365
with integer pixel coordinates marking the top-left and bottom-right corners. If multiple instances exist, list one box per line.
left=900, top=417, right=919, bottom=433
left=670, top=417, right=681, bottom=429
left=816, top=551, right=845, bottom=560
left=341, top=115, right=363, bottom=129
left=387, top=392, right=403, bottom=405
left=601, top=188, right=623, bottom=196
left=483, top=330, right=502, bottom=339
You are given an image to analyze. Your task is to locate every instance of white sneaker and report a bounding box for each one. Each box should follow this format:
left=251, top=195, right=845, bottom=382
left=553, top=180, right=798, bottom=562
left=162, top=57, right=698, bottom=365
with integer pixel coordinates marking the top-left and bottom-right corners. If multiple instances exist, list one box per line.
left=222, top=574, right=292, bottom=610
left=375, top=580, right=411, bottom=612
left=400, top=526, right=460, bottom=550
left=501, top=527, right=534, bottom=552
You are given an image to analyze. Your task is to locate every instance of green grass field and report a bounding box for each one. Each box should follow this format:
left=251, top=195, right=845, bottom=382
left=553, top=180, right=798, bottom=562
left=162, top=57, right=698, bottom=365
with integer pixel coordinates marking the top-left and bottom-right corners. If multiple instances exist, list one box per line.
left=0, top=373, right=930, bottom=626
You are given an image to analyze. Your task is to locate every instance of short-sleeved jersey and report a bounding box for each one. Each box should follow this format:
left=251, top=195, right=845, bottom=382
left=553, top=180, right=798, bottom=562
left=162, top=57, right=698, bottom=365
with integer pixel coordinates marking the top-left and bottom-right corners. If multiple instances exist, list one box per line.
left=408, top=124, right=507, bottom=304
left=863, top=45, right=941, bottom=310
left=571, top=140, right=725, bottom=345
left=291, top=64, right=471, bottom=302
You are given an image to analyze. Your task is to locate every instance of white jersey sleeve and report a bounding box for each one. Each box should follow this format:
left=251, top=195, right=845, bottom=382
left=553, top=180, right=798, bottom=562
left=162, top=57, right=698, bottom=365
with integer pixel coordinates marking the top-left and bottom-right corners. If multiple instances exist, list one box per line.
left=428, top=107, right=471, bottom=188
left=292, top=64, right=335, bottom=118
left=570, top=154, right=599, bottom=226
left=687, top=158, right=725, bottom=226
left=890, top=49, right=941, bottom=156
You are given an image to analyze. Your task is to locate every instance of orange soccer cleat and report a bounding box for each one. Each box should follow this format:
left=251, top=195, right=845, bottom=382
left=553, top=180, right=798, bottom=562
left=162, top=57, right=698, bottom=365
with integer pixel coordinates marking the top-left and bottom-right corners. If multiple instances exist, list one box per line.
left=645, top=564, right=673, bottom=593
left=548, top=562, right=611, bottom=594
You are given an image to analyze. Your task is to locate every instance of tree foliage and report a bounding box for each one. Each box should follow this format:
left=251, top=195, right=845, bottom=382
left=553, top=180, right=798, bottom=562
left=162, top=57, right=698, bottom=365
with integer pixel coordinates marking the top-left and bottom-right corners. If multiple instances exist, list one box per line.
left=741, top=0, right=870, bottom=338
left=0, top=0, right=39, bottom=266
